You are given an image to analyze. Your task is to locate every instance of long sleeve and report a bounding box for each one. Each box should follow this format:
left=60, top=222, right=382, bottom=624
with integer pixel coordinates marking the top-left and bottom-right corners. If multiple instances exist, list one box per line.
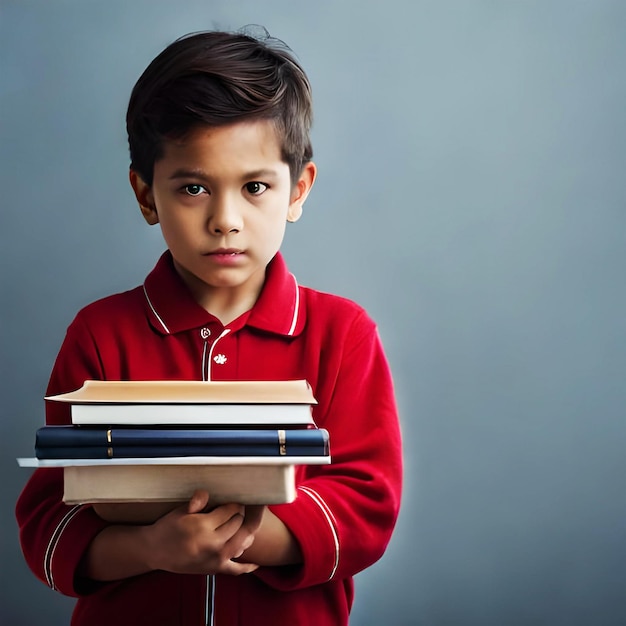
left=258, top=310, right=403, bottom=589
left=16, top=315, right=110, bottom=596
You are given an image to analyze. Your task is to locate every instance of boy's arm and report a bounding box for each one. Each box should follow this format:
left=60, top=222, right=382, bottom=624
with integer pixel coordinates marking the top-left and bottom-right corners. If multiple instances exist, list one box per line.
left=15, top=467, right=110, bottom=596
left=16, top=315, right=112, bottom=596
left=84, top=498, right=302, bottom=579
left=253, top=310, right=403, bottom=590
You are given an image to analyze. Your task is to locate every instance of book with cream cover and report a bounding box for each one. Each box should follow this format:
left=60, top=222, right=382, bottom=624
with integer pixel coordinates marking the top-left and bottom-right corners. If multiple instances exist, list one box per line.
left=45, top=379, right=317, bottom=426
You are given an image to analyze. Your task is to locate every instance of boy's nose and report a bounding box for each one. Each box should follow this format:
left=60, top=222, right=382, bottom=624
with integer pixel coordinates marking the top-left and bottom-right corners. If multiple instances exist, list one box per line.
left=207, top=196, right=243, bottom=234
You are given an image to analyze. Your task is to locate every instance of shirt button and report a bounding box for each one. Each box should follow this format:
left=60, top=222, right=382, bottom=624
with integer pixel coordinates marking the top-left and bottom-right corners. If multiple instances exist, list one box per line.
left=200, top=327, right=211, bottom=340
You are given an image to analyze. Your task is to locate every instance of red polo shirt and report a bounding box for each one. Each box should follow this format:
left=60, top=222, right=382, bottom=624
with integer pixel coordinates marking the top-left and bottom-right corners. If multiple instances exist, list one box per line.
left=16, top=251, right=402, bottom=626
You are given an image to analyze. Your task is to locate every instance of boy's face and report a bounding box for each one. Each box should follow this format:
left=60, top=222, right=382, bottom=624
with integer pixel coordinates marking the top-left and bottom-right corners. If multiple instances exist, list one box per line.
left=130, top=120, right=315, bottom=317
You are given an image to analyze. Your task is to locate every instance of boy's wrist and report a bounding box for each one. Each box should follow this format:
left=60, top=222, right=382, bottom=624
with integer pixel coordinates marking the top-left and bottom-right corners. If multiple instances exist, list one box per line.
left=80, top=522, right=156, bottom=582
left=138, top=522, right=161, bottom=573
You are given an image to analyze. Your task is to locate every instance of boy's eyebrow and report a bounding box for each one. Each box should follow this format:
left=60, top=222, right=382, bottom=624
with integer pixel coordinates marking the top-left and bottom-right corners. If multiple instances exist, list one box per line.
left=167, top=167, right=281, bottom=181
left=168, top=168, right=210, bottom=181
left=243, top=168, right=281, bottom=180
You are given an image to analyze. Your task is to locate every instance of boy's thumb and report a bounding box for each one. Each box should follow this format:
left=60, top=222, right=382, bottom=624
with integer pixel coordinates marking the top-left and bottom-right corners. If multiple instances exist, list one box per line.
left=187, top=489, right=210, bottom=514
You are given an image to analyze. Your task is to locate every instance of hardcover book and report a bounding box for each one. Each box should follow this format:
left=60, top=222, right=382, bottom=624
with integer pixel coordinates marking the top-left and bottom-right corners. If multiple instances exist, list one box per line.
left=45, top=380, right=317, bottom=426
left=62, top=462, right=297, bottom=507
left=17, top=456, right=331, bottom=522
left=34, top=425, right=329, bottom=458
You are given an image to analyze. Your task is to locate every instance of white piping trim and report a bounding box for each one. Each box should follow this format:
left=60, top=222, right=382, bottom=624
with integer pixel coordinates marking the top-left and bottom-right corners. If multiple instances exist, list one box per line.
left=205, top=574, right=215, bottom=626
left=143, top=284, right=170, bottom=334
left=204, top=329, right=231, bottom=381
left=202, top=341, right=209, bottom=382
left=299, top=486, right=340, bottom=580
left=44, top=505, right=83, bottom=589
left=287, top=274, right=299, bottom=336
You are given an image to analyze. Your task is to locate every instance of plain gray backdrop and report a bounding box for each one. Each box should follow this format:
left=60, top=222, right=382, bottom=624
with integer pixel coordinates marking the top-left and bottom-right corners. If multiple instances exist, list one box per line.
left=2, top=1, right=625, bottom=624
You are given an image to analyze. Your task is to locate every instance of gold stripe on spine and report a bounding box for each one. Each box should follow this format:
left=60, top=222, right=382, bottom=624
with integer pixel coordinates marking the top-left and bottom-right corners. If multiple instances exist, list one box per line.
left=106, top=429, right=112, bottom=444
left=107, top=447, right=113, bottom=458
left=278, top=430, right=286, bottom=456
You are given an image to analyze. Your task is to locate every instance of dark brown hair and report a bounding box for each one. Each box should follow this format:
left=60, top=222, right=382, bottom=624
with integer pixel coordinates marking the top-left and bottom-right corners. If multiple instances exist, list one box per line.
left=126, top=28, right=313, bottom=186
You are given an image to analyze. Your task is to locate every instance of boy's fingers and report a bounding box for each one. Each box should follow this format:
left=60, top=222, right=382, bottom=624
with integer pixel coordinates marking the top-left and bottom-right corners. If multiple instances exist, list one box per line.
left=186, top=494, right=245, bottom=533
left=223, top=523, right=257, bottom=561
left=212, top=509, right=246, bottom=538
left=220, top=561, right=259, bottom=576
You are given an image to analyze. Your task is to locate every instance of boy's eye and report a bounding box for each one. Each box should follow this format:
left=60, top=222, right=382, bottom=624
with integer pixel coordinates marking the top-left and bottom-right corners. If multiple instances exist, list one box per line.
left=245, top=182, right=268, bottom=195
left=184, top=184, right=207, bottom=196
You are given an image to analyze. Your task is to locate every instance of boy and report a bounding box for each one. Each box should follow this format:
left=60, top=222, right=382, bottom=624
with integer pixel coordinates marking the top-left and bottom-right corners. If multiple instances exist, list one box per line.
left=16, top=29, right=402, bottom=626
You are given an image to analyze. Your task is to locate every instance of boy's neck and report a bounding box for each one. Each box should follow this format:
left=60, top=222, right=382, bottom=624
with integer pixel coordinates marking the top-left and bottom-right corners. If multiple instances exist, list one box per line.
left=202, top=295, right=257, bottom=327
left=172, top=259, right=265, bottom=326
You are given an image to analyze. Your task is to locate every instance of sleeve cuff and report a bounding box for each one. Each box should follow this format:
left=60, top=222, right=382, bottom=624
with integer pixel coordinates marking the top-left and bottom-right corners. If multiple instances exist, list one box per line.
left=255, top=485, right=340, bottom=590
left=45, top=505, right=109, bottom=596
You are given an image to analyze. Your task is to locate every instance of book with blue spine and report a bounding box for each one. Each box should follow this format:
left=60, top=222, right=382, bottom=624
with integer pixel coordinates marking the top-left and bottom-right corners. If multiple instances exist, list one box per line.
left=34, top=426, right=330, bottom=459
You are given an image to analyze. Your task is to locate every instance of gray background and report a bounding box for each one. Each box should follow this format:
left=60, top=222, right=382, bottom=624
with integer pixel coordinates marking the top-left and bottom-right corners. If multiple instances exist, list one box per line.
left=1, top=1, right=625, bottom=625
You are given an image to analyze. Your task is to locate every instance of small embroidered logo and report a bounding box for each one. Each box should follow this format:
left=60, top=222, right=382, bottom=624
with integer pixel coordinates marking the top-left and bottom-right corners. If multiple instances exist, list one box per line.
left=200, top=327, right=211, bottom=340
left=214, top=354, right=227, bottom=365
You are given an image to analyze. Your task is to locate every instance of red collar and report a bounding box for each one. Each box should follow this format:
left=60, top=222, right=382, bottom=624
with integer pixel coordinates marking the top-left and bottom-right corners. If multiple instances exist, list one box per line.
left=142, top=251, right=305, bottom=337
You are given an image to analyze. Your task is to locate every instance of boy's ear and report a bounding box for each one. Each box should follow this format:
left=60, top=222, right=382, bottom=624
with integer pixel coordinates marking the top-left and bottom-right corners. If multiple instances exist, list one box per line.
left=129, top=170, right=159, bottom=225
left=287, top=161, right=317, bottom=223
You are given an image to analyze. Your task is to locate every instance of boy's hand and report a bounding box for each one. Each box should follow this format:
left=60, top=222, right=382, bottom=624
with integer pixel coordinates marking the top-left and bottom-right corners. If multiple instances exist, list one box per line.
left=144, top=490, right=264, bottom=576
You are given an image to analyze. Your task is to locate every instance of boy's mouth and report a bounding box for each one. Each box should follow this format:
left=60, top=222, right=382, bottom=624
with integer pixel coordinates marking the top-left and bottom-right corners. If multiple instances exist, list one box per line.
left=206, top=248, right=243, bottom=256
left=204, top=249, right=246, bottom=266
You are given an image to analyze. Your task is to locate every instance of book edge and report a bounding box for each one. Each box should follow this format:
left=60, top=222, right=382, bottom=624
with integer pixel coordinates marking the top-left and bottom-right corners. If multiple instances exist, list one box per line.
left=17, top=456, right=331, bottom=467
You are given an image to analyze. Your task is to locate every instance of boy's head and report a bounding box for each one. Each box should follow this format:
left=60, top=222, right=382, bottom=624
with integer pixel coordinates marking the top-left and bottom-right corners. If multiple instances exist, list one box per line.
left=126, top=28, right=313, bottom=187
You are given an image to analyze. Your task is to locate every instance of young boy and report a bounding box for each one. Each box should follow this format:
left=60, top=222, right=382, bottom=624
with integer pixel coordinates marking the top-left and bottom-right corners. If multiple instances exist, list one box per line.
left=16, top=29, right=402, bottom=626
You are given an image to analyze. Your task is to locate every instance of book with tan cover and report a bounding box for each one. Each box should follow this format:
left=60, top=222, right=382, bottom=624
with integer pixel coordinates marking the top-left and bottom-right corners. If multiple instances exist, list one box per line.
left=65, top=463, right=296, bottom=523
left=45, top=380, right=317, bottom=426
left=62, top=462, right=296, bottom=506
left=46, top=379, right=317, bottom=404
left=17, top=455, right=331, bottom=522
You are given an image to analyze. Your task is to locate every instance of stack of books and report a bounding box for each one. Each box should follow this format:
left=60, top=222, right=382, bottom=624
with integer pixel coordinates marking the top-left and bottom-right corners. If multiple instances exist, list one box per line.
left=18, top=380, right=330, bottom=518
